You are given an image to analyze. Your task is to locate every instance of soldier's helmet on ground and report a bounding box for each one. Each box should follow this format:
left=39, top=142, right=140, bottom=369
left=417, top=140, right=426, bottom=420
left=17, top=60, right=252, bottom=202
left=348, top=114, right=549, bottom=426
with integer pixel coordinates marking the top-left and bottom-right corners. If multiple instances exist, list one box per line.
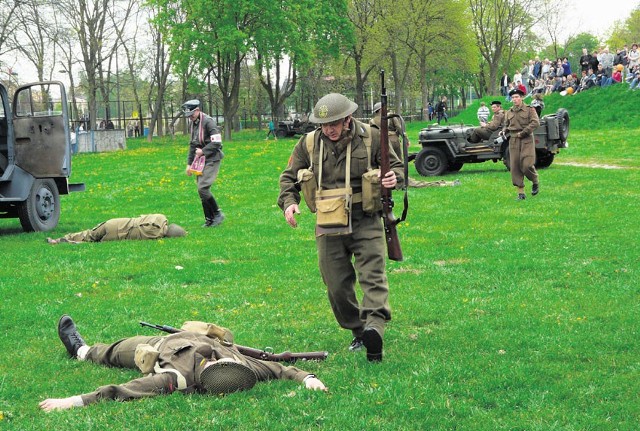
left=309, top=93, right=358, bottom=124
left=373, top=102, right=382, bottom=113
left=165, top=223, right=187, bottom=238
left=197, top=358, right=257, bottom=395
left=181, top=99, right=200, bottom=117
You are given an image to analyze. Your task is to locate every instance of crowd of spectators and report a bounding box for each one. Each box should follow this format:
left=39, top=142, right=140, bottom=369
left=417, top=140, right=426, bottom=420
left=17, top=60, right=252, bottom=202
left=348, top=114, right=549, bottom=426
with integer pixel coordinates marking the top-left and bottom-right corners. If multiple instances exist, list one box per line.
left=500, top=43, right=640, bottom=101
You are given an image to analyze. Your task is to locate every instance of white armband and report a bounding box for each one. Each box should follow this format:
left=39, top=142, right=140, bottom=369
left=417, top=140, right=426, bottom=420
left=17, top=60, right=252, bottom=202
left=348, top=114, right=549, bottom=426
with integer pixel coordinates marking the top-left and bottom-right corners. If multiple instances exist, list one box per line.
left=211, top=134, right=222, bottom=143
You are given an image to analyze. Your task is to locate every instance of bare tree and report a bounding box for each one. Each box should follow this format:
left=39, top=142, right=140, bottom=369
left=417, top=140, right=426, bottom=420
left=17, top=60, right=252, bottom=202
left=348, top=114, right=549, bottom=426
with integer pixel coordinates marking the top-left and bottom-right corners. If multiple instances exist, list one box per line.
left=0, top=0, right=21, bottom=57
left=469, top=0, right=541, bottom=96
left=13, top=0, right=58, bottom=82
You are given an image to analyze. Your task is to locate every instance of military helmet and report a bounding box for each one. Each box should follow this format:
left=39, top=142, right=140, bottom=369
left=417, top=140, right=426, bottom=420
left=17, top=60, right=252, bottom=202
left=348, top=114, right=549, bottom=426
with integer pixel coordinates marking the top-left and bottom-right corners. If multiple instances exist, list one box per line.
left=165, top=223, right=186, bottom=238
left=198, top=358, right=257, bottom=395
left=309, top=93, right=358, bottom=124
left=182, top=99, right=200, bottom=116
left=372, top=102, right=382, bottom=113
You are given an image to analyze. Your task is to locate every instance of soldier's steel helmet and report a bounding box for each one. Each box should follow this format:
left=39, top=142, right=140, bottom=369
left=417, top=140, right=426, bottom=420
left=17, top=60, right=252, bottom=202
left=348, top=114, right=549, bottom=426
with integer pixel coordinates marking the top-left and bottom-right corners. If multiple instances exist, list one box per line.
left=197, top=358, right=257, bottom=395
left=165, top=223, right=187, bottom=238
left=372, top=102, right=382, bottom=113
left=182, top=99, right=200, bottom=116
left=309, top=93, right=358, bottom=124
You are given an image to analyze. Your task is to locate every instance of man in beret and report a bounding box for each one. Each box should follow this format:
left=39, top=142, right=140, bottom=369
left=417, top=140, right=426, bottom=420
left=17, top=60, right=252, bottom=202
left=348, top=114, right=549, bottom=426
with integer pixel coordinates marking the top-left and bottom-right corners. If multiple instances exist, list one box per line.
left=468, top=100, right=505, bottom=143
left=501, top=88, right=540, bottom=200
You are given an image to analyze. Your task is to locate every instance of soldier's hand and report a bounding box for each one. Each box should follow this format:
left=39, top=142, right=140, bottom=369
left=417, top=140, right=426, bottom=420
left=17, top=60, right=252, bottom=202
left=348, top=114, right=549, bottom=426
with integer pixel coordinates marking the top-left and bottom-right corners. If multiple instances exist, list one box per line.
left=304, top=377, right=328, bottom=392
left=39, top=397, right=78, bottom=412
left=284, top=204, right=300, bottom=228
left=195, top=148, right=204, bottom=157
left=380, top=170, right=397, bottom=189
left=185, top=165, right=192, bottom=176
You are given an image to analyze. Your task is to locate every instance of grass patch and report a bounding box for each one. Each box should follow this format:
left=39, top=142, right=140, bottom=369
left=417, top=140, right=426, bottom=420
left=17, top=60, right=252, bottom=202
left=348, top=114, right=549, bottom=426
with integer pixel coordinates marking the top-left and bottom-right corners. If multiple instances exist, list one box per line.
left=0, top=92, right=638, bottom=430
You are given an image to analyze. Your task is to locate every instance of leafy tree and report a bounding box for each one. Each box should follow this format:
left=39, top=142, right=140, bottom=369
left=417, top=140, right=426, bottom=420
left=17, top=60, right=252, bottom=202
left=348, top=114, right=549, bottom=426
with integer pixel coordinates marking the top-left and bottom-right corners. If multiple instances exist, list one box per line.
left=607, top=7, right=640, bottom=49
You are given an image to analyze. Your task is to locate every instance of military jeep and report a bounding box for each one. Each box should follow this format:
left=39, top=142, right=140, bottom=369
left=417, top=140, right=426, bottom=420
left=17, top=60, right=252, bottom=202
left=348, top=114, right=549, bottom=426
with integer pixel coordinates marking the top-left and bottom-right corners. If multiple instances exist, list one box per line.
left=0, top=81, right=84, bottom=232
left=412, top=108, right=570, bottom=176
left=276, top=117, right=318, bottom=138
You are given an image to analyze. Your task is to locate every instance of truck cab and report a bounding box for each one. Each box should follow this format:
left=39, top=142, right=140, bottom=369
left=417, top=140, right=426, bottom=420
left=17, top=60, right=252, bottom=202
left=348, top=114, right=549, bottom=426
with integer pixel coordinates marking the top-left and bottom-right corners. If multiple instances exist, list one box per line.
left=0, top=81, right=84, bottom=232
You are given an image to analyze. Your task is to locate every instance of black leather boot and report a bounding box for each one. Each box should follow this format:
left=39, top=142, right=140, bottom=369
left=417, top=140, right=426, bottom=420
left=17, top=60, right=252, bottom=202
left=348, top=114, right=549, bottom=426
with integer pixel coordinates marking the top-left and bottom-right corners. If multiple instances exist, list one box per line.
left=58, top=315, right=87, bottom=358
left=202, top=200, right=215, bottom=227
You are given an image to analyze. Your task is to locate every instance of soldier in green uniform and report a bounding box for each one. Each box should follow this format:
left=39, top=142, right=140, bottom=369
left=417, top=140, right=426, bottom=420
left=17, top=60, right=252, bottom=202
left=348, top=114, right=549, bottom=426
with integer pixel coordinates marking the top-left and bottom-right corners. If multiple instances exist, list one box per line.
left=277, top=93, right=404, bottom=362
left=46, top=214, right=186, bottom=244
left=501, top=88, right=541, bottom=200
left=182, top=100, right=225, bottom=227
left=468, top=100, right=505, bottom=143
left=40, top=315, right=327, bottom=411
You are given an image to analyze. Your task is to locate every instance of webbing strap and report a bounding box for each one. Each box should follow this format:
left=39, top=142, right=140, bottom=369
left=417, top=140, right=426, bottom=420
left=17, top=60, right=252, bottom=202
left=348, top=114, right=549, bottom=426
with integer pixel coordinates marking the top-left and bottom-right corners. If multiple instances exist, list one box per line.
left=153, top=362, right=188, bottom=390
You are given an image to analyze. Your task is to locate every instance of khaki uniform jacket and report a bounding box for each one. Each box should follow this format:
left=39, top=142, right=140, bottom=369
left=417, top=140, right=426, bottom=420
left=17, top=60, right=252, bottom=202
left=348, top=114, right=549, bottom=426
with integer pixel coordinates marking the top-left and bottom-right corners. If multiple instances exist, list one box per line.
left=187, top=113, right=223, bottom=165
left=485, top=109, right=505, bottom=132
left=503, top=104, right=539, bottom=142
left=277, top=119, right=404, bottom=217
left=81, top=332, right=311, bottom=406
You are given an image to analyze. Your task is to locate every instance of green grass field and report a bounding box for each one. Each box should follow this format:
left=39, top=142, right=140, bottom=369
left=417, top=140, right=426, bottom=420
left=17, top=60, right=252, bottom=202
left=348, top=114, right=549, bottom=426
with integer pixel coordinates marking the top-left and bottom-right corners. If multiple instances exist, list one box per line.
left=0, top=86, right=639, bottom=430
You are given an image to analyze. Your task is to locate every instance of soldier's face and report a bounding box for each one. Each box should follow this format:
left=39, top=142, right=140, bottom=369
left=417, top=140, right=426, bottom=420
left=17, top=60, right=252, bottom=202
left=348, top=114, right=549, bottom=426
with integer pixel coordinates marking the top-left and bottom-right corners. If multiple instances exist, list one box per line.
left=511, top=94, right=522, bottom=106
left=321, top=117, right=350, bottom=141
left=491, top=104, right=500, bottom=113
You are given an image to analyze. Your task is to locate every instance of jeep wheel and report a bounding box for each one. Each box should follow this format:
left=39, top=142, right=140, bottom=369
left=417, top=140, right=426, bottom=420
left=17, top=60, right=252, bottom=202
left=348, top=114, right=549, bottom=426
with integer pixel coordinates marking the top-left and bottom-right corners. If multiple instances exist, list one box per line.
left=448, top=162, right=464, bottom=172
left=276, top=129, right=288, bottom=138
left=415, top=147, right=448, bottom=176
left=18, top=179, right=60, bottom=232
left=503, top=146, right=511, bottom=171
left=535, top=149, right=555, bottom=169
left=557, top=108, right=570, bottom=141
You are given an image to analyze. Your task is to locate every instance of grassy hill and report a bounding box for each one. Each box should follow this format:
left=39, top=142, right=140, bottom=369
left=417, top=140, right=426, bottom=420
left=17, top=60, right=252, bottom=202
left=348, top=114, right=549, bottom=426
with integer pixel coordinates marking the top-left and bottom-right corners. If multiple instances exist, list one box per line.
left=450, top=83, right=640, bottom=131
left=0, top=86, right=638, bottom=430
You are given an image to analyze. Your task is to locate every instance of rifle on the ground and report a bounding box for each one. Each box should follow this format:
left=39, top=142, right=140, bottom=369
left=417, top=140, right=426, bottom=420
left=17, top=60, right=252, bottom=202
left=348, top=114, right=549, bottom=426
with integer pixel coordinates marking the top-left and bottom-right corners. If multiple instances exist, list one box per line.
left=139, top=321, right=328, bottom=363
left=379, top=70, right=404, bottom=262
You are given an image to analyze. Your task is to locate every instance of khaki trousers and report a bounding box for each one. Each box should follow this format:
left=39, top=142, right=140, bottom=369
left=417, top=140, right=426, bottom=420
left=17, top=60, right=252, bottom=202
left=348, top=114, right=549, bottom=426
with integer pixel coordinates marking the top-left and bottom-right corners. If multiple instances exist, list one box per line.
left=316, top=215, right=391, bottom=338
left=509, top=137, right=538, bottom=188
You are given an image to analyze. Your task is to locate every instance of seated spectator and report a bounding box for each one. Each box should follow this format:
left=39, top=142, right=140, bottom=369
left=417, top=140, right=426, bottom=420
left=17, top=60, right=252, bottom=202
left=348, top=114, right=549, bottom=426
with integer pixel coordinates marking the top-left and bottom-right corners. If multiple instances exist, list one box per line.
left=629, top=69, right=640, bottom=90
left=595, top=64, right=608, bottom=86
left=516, top=81, right=527, bottom=95
left=612, top=65, right=623, bottom=84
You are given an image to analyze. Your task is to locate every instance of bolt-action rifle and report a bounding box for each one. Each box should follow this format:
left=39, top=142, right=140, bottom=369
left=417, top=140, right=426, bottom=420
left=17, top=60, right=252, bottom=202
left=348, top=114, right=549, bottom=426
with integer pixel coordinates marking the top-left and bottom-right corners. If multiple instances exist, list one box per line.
left=379, top=70, right=404, bottom=261
left=139, top=321, right=328, bottom=363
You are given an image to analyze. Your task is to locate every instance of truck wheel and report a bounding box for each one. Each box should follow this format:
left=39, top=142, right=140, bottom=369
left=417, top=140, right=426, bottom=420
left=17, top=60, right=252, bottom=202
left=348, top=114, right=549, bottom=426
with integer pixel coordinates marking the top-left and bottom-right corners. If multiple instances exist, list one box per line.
left=535, top=149, right=555, bottom=169
left=503, top=146, right=511, bottom=171
left=557, top=108, right=570, bottom=141
left=276, top=129, right=287, bottom=138
left=18, top=179, right=60, bottom=232
left=448, top=162, right=464, bottom=172
left=415, top=147, right=448, bottom=176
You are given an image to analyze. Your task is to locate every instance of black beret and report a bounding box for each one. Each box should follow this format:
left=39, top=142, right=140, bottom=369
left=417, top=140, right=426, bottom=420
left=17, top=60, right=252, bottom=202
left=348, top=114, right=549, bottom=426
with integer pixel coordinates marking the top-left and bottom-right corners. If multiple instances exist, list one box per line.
left=490, top=100, right=502, bottom=106
left=509, top=88, right=525, bottom=97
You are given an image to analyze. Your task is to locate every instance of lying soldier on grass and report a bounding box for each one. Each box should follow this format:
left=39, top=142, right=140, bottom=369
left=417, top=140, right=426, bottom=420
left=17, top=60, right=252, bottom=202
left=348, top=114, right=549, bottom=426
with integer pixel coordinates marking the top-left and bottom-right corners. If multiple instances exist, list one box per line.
left=40, top=315, right=327, bottom=412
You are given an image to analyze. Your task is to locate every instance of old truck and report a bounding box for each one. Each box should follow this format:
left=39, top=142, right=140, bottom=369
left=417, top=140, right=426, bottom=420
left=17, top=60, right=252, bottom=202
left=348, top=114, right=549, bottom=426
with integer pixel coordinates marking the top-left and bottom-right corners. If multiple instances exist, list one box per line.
left=0, top=81, right=84, bottom=232
left=412, top=108, right=570, bottom=176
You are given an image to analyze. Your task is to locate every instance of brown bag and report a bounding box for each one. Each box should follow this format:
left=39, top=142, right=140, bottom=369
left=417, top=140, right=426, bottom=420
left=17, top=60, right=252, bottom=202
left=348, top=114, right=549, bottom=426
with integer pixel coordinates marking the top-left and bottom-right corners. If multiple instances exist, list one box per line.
left=315, top=187, right=351, bottom=227
left=297, top=168, right=317, bottom=213
left=181, top=321, right=234, bottom=344
left=134, top=344, right=160, bottom=374
left=362, top=169, right=382, bottom=213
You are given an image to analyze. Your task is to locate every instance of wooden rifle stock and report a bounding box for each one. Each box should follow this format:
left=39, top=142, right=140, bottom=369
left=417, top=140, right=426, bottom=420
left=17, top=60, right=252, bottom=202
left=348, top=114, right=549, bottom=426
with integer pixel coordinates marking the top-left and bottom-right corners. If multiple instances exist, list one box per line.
left=379, top=70, right=403, bottom=262
left=139, top=321, right=328, bottom=363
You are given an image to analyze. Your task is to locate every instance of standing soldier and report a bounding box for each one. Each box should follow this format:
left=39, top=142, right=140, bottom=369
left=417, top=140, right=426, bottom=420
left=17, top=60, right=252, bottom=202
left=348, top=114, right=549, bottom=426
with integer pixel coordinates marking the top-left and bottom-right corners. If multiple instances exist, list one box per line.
left=369, top=102, right=405, bottom=160
left=182, top=100, right=225, bottom=227
left=501, top=88, right=540, bottom=200
left=277, top=93, right=404, bottom=362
